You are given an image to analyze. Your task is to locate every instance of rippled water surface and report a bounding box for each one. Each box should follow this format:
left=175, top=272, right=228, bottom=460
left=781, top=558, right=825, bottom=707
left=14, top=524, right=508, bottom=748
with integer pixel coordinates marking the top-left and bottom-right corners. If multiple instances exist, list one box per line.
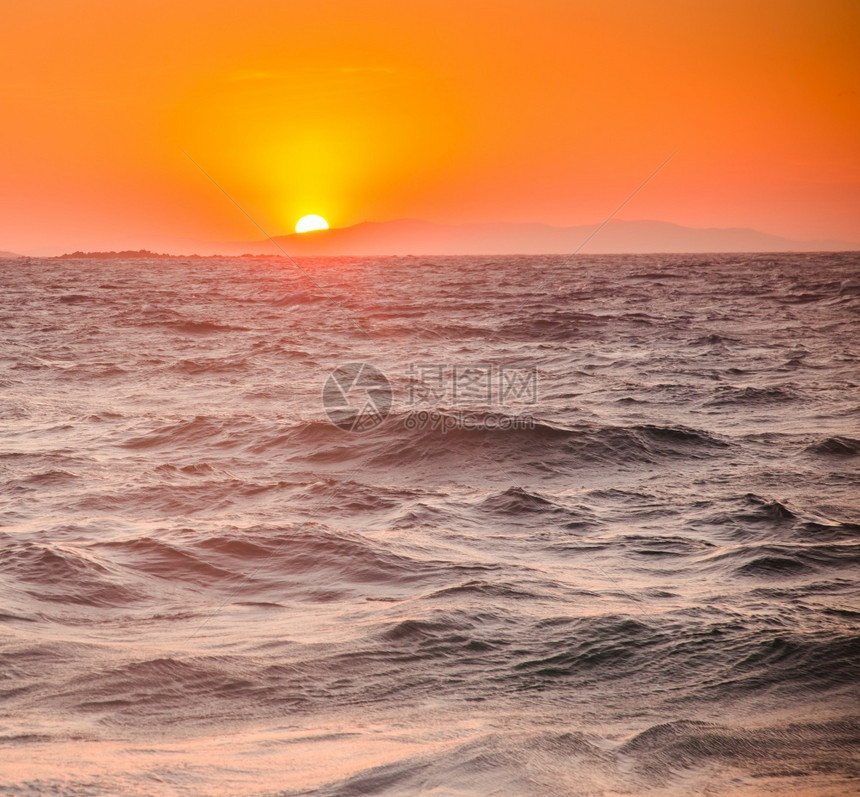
left=1, top=253, right=858, bottom=795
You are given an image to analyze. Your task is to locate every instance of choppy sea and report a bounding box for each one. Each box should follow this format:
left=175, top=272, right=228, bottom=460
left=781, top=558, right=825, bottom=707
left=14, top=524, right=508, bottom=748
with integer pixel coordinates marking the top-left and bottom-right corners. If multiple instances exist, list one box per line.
left=1, top=252, right=858, bottom=795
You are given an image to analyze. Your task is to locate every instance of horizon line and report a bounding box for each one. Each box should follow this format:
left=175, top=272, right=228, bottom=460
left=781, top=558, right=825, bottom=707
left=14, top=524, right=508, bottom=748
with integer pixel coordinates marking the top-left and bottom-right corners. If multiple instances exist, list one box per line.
left=4, top=217, right=858, bottom=258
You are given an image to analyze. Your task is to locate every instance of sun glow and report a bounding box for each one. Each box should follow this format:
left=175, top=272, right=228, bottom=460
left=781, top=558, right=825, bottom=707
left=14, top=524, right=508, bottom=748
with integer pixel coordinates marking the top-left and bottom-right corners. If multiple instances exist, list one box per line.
left=295, top=214, right=329, bottom=234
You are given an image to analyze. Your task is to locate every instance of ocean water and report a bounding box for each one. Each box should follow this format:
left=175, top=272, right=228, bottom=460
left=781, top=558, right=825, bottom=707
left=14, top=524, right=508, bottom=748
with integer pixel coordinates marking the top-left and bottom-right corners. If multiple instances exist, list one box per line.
left=0, top=252, right=858, bottom=796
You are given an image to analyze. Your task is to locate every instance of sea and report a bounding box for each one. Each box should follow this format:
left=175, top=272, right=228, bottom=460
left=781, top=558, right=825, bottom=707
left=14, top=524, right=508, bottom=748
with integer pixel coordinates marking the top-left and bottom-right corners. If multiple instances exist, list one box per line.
left=0, top=252, right=858, bottom=796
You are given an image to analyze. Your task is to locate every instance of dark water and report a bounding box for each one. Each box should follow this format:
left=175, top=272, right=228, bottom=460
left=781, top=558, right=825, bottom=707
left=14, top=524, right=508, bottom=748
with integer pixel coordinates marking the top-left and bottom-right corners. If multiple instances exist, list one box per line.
left=0, top=252, right=858, bottom=795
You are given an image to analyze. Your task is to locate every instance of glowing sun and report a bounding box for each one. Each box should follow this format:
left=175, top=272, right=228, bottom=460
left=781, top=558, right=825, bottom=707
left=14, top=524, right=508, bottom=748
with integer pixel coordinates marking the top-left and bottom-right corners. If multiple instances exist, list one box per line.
left=295, top=214, right=329, bottom=233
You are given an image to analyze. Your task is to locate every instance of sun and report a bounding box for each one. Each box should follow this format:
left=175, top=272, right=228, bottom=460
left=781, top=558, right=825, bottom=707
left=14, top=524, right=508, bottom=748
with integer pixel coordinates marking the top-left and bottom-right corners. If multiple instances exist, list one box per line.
left=295, top=214, right=329, bottom=234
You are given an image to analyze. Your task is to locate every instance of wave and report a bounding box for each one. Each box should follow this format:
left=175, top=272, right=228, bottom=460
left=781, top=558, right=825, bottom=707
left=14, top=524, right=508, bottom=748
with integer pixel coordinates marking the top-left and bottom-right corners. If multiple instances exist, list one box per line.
left=703, top=385, right=799, bottom=407
left=720, top=634, right=860, bottom=695
left=616, top=534, right=715, bottom=557
left=58, top=654, right=269, bottom=720
left=793, top=519, right=860, bottom=543
left=121, top=414, right=264, bottom=450
left=421, top=579, right=550, bottom=602
left=132, top=306, right=251, bottom=334
left=56, top=293, right=93, bottom=304
left=498, top=309, right=664, bottom=340
left=278, top=413, right=730, bottom=470
left=618, top=718, right=859, bottom=785
left=688, top=333, right=740, bottom=346
left=90, top=524, right=449, bottom=600
left=161, top=319, right=250, bottom=334
left=0, top=542, right=142, bottom=607
left=271, top=290, right=329, bottom=306
left=689, top=494, right=860, bottom=549
left=476, top=486, right=567, bottom=515
left=293, top=478, right=420, bottom=514
left=295, top=730, right=610, bottom=797
left=704, top=542, right=860, bottom=578
left=166, top=356, right=252, bottom=375
left=806, top=436, right=860, bottom=457
left=690, top=493, right=799, bottom=537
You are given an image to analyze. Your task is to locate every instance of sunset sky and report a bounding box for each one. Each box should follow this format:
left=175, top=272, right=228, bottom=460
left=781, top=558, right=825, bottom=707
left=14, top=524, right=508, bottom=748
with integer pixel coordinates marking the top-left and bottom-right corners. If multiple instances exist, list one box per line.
left=1, top=0, right=858, bottom=254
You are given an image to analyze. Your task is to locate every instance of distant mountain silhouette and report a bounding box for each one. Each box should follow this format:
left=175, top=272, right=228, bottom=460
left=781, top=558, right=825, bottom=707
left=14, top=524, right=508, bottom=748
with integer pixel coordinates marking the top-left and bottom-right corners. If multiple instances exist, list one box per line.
left=10, top=220, right=854, bottom=258
left=219, top=219, right=854, bottom=256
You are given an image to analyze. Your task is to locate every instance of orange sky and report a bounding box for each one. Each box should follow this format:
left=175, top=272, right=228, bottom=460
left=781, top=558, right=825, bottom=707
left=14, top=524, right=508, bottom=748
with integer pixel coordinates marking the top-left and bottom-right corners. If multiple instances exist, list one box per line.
left=1, top=0, right=858, bottom=254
